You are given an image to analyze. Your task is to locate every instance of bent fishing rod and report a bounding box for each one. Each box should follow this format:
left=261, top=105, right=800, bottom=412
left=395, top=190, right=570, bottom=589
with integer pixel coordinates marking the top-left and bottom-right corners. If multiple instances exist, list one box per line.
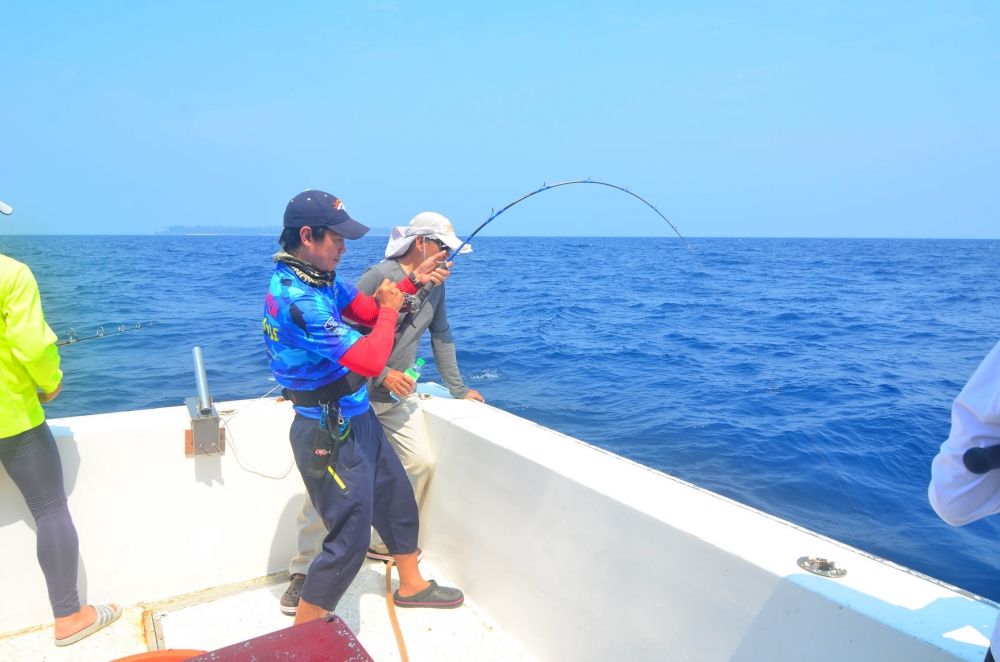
left=403, top=178, right=693, bottom=318
left=56, top=321, right=159, bottom=347
left=449, top=178, right=692, bottom=258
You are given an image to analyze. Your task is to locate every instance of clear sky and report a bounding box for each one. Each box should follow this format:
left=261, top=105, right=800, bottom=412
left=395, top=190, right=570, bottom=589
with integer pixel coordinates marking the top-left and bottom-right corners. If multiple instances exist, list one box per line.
left=1, top=2, right=997, bottom=238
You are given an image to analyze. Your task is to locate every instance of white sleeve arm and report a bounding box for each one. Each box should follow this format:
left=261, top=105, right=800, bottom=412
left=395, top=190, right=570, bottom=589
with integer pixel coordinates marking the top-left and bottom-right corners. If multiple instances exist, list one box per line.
left=928, top=340, right=1000, bottom=526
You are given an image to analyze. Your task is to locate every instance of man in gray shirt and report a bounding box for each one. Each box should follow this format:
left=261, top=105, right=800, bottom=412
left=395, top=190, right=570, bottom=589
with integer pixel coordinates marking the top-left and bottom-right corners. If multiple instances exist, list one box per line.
left=359, top=211, right=485, bottom=558
left=280, top=211, right=483, bottom=613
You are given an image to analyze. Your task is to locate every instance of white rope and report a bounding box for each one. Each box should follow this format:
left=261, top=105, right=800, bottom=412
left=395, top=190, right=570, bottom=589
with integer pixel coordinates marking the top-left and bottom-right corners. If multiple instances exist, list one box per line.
left=218, top=384, right=295, bottom=480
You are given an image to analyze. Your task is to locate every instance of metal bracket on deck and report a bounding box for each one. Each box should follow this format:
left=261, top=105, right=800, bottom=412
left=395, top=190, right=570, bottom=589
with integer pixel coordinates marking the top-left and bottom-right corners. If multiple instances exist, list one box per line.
left=797, top=556, right=846, bottom=578
left=185, top=346, right=225, bottom=456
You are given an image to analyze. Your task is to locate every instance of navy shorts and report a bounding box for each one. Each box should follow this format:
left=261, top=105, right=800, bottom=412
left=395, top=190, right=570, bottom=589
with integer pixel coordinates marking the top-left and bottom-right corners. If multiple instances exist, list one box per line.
left=289, top=407, right=419, bottom=611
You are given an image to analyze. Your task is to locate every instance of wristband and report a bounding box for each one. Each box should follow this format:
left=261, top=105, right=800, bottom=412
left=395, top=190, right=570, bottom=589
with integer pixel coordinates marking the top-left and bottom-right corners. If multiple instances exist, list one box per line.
left=407, top=271, right=420, bottom=288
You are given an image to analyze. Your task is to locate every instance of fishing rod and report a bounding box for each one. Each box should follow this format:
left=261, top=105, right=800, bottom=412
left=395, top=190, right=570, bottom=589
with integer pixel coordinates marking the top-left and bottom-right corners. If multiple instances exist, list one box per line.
left=56, top=321, right=159, bottom=347
left=403, top=179, right=693, bottom=319
left=449, top=178, right=693, bottom=259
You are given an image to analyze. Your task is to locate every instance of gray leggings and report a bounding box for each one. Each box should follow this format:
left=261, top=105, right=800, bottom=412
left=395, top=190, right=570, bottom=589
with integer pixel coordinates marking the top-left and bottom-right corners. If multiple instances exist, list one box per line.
left=1, top=422, right=81, bottom=618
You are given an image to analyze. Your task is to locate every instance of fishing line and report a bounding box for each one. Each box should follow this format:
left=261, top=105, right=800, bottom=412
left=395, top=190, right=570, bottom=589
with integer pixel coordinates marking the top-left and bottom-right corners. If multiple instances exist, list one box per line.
left=56, top=321, right=158, bottom=347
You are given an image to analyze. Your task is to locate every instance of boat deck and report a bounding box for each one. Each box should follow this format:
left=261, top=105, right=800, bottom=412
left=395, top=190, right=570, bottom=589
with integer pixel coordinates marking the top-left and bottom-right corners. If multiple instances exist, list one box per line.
left=0, top=556, right=532, bottom=661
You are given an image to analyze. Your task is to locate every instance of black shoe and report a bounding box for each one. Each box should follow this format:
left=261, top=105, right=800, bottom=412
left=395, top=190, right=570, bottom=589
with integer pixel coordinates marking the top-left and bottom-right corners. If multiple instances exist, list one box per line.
left=393, top=580, right=464, bottom=609
left=280, top=573, right=306, bottom=615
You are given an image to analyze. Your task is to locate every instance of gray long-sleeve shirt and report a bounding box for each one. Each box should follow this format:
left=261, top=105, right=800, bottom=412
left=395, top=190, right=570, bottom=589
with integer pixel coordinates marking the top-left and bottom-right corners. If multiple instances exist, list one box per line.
left=355, top=259, right=470, bottom=403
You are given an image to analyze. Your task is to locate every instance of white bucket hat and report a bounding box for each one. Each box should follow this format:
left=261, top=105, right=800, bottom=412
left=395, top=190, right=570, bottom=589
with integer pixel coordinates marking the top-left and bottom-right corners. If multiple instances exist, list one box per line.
left=384, top=211, right=473, bottom=259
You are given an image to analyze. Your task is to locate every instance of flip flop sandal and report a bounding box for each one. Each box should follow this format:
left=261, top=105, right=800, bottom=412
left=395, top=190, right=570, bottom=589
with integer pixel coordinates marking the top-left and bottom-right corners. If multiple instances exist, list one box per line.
left=55, top=603, right=123, bottom=647
left=392, top=580, right=464, bottom=609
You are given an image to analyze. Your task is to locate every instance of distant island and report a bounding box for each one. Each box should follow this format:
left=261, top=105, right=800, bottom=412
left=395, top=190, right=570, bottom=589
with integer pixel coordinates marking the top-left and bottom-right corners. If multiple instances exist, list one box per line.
left=157, top=225, right=391, bottom=236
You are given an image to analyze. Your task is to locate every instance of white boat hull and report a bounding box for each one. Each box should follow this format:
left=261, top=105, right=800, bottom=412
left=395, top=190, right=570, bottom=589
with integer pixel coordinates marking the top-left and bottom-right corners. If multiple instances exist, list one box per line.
left=0, top=391, right=994, bottom=660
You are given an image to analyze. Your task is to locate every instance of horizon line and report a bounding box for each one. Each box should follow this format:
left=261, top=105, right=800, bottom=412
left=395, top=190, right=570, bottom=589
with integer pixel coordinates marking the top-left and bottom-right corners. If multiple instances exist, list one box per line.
left=2, top=233, right=1000, bottom=241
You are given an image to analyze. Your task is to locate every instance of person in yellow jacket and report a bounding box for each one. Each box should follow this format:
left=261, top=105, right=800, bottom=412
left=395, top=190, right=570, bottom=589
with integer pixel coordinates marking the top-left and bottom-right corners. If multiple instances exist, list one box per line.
left=1, top=253, right=121, bottom=646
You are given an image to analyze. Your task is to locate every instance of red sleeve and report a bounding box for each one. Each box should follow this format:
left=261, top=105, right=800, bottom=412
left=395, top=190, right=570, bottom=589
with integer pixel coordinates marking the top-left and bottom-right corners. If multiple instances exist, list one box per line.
left=342, top=292, right=380, bottom=326
left=341, top=277, right=418, bottom=326
left=339, top=307, right=399, bottom=376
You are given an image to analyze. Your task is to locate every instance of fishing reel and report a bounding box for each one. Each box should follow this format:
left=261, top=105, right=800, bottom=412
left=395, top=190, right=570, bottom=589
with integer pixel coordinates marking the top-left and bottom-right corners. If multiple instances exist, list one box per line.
left=400, top=292, right=421, bottom=314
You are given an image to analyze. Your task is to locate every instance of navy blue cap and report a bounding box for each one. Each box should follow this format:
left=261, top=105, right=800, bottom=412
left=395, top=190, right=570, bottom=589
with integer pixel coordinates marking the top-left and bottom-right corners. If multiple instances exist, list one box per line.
left=283, top=190, right=370, bottom=240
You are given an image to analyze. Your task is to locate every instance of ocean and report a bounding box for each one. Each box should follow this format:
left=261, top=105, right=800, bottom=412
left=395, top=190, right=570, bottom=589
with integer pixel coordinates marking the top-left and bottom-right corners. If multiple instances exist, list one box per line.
left=2, top=234, right=999, bottom=602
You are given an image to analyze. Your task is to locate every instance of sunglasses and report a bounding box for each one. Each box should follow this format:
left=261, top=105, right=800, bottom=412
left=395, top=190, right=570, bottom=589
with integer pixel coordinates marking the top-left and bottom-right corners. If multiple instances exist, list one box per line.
left=424, top=237, right=449, bottom=252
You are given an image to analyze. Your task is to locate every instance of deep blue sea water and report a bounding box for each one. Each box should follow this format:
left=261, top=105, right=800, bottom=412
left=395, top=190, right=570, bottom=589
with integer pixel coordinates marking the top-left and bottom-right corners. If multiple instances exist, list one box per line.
left=3, top=234, right=999, bottom=602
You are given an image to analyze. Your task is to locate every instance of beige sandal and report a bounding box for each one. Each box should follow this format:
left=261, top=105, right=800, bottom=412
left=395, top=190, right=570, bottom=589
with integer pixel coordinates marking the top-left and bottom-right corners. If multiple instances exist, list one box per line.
left=55, top=604, right=122, bottom=647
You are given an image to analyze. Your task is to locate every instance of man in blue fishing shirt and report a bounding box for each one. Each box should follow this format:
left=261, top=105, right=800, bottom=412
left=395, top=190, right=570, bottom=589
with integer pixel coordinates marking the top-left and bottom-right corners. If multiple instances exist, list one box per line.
left=264, top=190, right=463, bottom=625
left=281, top=212, right=485, bottom=603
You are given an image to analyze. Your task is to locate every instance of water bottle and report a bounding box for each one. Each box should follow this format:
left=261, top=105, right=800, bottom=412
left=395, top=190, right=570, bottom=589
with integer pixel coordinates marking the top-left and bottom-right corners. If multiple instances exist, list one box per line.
left=391, top=357, right=425, bottom=401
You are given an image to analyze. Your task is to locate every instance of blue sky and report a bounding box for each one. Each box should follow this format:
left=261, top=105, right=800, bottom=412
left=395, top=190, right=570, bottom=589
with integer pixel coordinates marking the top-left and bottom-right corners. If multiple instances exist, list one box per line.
left=1, top=2, right=997, bottom=238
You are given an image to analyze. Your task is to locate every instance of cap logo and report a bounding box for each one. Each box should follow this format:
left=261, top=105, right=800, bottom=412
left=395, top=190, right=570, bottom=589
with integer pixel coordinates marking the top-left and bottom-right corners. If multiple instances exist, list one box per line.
left=332, top=198, right=345, bottom=211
